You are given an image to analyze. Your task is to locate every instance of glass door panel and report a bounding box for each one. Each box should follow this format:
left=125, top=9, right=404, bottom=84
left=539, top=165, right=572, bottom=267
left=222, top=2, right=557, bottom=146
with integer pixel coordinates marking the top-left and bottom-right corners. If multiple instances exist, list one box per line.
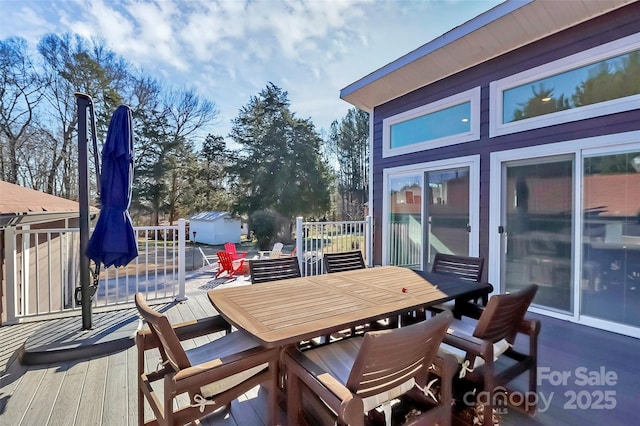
left=582, top=151, right=640, bottom=326
left=502, top=158, right=574, bottom=313
left=388, top=175, right=423, bottom=267
left=426, top=168, right=470, bottom=266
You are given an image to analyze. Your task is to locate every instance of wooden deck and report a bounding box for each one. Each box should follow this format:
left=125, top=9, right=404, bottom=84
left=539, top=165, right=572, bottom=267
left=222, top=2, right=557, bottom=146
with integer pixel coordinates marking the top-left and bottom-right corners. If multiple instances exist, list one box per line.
left=1, top=288, right=638, bottom=425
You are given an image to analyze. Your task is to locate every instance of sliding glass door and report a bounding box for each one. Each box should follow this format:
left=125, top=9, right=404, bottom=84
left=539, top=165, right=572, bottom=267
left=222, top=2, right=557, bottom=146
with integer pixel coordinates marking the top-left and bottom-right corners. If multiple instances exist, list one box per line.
left=581, top=150, right=640, bottom=327
left=384, top=157, right=479, bottom=270
left=492, top=138, right=640, bottom=335
left=501, top=157, right=574, bottom=313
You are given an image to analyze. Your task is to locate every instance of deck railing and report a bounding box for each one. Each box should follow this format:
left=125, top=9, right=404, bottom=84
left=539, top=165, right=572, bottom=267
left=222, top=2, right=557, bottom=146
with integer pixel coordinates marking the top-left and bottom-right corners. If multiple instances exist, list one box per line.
left=295, top=216, right=373, bottom=276
left=3, top=220, right=186, bottom=323
left=3, top=217, right=374, bottom=323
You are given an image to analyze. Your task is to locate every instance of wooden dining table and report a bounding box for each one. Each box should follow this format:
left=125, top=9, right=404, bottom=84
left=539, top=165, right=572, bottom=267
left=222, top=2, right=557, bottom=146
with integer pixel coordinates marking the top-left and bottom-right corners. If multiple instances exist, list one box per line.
left=207, top=265, right=493, bottom=348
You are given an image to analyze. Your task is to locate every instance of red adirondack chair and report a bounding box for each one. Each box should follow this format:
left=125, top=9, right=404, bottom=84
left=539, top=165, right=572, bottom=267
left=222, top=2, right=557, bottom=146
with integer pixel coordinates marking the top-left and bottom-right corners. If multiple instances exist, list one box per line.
left=215, top=251, right=245, bottom=279
left=224, top=242, right=247, bottom=260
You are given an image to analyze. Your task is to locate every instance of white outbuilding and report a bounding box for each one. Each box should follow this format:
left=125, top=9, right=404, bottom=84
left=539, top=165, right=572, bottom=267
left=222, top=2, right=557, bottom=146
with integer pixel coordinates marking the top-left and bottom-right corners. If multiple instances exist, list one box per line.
left=189, top=212, right=241, bottom=245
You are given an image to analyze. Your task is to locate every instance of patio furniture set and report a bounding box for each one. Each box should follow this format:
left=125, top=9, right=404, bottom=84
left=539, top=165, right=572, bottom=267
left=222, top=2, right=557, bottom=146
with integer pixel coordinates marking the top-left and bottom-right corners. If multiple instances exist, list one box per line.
left=135, top=251, right=540, bottom=425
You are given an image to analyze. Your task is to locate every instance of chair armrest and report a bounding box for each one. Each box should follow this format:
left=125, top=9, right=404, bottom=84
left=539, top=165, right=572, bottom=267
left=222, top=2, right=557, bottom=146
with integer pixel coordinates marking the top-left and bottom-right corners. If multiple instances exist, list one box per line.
left=519, top=317, right=541, bottom=337
left=442, top=331, right=493, bottom=361
left=173, top=346, right=277, bottom=393
left=281, top=346, right=363, bottom=424
left=137, top=316, right=232, bottom=350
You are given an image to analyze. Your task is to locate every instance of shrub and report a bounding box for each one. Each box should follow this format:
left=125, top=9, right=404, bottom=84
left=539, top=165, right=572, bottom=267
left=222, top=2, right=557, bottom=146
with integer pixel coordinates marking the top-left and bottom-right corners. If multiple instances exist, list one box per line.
left=250, top=210, right=276, bottom=250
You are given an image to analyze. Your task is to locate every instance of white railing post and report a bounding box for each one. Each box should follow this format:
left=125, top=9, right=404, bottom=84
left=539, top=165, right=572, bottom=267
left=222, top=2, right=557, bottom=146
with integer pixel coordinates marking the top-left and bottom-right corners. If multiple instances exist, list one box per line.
left=3, top=226, right=18, bottom=324
left=296, top=217, right=303, bottom=273
left=366, top=215, right=373, bottom=267
left=176, top=219, right=187, bottom=301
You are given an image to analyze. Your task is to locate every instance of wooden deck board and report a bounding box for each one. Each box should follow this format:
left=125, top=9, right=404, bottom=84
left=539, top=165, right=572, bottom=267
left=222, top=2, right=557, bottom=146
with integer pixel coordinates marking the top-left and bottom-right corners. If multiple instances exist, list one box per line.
left=48, top=360, right=89, bottom=426
left=1, top=364, right=48, bottom=423
left=1, top=292, right=639, bottom=425
left=102, top=350, right=128, bottom=425
left=74, top=356, right=108, bottom=425
left=23, top=361, right=69, bottom=423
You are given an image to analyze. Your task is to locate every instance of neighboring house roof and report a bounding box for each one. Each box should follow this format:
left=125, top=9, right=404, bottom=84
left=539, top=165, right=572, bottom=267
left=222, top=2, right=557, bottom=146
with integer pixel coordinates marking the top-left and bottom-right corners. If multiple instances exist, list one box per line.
left=189, top=211, right=235, bottom=222
left=0, top=180, right=90, bottom=228
left=340, top=0, right=635, bottom=110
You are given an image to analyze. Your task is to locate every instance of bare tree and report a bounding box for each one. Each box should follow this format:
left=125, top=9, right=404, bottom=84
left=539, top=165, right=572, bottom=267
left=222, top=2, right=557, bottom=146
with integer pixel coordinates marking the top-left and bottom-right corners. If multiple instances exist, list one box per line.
left=0, top=37, right=45, bottom=183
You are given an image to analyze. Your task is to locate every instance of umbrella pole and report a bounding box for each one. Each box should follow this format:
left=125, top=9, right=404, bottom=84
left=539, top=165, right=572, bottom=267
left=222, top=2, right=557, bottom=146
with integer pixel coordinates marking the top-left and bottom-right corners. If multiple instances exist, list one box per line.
left=76, top=92, right=93, bottom=330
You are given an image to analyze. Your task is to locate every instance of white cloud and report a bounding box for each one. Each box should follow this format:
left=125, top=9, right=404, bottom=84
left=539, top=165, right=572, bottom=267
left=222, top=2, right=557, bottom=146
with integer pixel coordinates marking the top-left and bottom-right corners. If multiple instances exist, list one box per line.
left=0, top=0, right=503, bottom=139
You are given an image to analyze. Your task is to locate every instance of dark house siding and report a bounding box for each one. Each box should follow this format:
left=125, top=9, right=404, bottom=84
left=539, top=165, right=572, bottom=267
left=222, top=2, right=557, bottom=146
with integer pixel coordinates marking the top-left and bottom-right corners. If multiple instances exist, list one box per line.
left=371, top=1, right=640, bottom=266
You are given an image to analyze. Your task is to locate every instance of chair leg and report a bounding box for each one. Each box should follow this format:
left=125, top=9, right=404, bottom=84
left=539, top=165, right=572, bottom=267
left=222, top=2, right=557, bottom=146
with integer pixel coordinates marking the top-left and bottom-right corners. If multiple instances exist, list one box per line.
left=269, top=360, right=279, bottom=426
left=483, top=361, right=495, bottom=426
left=137, top=339, right=146, bottom=426
left=287, top=369, right=301, bottom=426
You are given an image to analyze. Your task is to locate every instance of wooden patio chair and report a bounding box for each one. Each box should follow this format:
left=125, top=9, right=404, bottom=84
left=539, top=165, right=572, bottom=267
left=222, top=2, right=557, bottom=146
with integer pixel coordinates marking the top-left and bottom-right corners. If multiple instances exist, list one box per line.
left=249, top=256, right=301, bottom=284
left=432, top=253, right=485, bottom=301
left=322, top=250, right=369, bottom=338
left=282, top=311, right=457, bottom=426
left=258, top=242, right=284, bottom=259
left=439, top=284, right=540, bottom=425
left=215, top=251, right=245, bottom=279
left=197, top=247, right=218, bottom=272
left=323, top=250, right=365, bottom=273
left=224, top=242, right=247, bottom=260
left=426, top=253, right=486, bottom=318
left=134, top=293, right=279, bottom=426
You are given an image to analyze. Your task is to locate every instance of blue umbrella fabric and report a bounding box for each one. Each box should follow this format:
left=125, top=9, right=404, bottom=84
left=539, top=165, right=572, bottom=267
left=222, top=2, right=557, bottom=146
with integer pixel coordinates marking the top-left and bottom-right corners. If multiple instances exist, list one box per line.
left=86, top=105, right=138, bottom=268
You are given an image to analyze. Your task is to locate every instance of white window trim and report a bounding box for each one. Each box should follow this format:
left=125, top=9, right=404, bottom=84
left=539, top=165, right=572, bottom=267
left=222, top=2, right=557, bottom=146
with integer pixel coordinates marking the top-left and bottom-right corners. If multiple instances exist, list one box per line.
left=490, top=33, right=640, bottom=138
left=382, top=155, right=481, bottom=269
left=382, top=87, right=480, bottom=158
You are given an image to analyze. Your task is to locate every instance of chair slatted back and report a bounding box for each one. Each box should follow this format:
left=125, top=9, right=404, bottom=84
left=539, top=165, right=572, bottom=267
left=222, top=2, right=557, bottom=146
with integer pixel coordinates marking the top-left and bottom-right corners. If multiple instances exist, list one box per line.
left=346, top=311, right=452, bottom=398
left=323, top=251, right=365, bottom=273
left=473, top=284, right=538, bottom=344
left=135, top=293, right=191, bottom=371
left=268, top=242, right=284, bottom=259
left=217, top=251, right=234, bottom=271
left=250, top=257, right=301, bottom=284
left=432, top=253, right=484, bottom=282
left=224, top=242, right=246, bottom=260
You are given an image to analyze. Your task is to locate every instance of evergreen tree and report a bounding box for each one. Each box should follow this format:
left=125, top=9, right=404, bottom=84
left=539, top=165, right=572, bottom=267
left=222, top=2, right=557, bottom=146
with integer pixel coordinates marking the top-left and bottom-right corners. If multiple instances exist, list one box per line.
left=228, top=83, right=331, bottom=235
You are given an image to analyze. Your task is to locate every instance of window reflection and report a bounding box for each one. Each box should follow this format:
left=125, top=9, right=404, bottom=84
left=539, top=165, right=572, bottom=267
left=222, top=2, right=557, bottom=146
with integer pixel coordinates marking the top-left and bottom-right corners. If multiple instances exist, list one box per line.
left=503, top=50, right=640, bottom=123
left=582, top=152, right=640, bottom=326
left=388, top=176, right=422, bottom=267
left=504, top=160, right=573, bottom=313
left=390, top=102, right=471, bottom=148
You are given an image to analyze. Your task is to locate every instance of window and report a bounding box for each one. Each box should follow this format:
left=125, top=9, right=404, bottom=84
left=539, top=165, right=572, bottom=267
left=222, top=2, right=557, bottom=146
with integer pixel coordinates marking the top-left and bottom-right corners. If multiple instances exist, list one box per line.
left=383, top=156, right=480, bottom=269
left=490, top=34, right=640, bottom=137
left=382, top=87, right=480, bottom=158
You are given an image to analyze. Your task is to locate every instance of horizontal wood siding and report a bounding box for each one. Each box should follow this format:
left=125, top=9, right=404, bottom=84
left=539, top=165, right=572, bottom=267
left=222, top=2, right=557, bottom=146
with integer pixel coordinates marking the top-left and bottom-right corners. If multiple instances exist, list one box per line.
left=371, top=2, right=640, bottom=265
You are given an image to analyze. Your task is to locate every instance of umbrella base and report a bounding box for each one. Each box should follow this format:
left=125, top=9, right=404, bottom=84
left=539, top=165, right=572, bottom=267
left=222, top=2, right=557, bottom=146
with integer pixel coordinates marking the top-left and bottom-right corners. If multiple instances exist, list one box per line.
left=19, top=307, right=142, bottom=365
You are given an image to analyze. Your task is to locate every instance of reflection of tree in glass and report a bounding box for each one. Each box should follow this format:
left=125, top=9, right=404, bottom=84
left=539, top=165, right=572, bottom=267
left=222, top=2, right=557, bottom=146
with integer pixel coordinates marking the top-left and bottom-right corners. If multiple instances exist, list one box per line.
left=584, top=152, right=640, bottom=175
left=512, top=83, right=570, bottom=121
left=573, top=51, right=640, bottom=107
left=511, top=50, right=640, bottom=122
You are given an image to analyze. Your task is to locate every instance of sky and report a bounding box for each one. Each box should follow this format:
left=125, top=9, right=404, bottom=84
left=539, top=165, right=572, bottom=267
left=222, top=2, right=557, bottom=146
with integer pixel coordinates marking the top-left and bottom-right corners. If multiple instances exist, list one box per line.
left=0, top=0, right=504, bottom=141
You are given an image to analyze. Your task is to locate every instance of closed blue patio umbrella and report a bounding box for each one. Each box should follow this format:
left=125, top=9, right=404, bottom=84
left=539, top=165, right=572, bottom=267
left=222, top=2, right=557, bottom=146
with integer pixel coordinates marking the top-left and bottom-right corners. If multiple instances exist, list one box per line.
left=87, top=105, right=138, bottom=269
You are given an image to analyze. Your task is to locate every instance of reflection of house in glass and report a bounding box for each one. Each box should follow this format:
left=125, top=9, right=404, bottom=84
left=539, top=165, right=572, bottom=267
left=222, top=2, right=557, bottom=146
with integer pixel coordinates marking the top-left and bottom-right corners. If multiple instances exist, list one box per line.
left=342, top=1, right=640, bottom=337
